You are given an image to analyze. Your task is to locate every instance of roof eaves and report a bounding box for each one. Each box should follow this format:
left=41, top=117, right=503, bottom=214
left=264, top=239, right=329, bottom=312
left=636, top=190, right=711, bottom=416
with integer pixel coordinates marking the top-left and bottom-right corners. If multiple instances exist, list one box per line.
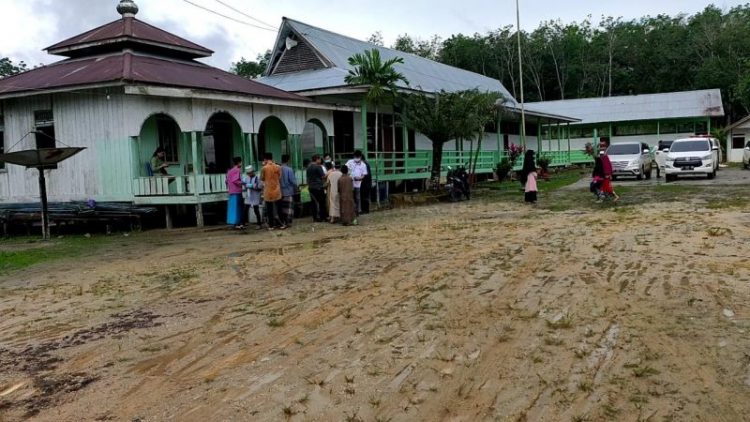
left=725, top=114, right=750, bottom=131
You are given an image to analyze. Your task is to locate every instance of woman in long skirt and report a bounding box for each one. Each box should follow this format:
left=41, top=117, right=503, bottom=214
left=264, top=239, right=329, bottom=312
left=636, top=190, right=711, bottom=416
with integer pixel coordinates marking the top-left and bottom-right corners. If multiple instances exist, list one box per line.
left=338, top=165, right=356, bottom=226
left=226, top=157, right=245, bottom=228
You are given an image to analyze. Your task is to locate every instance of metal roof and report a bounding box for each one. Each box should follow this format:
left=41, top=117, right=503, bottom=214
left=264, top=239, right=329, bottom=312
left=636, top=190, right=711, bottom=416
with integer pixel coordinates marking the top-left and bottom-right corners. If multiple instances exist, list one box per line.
left=525, top=89, right=724, bottom=125
left=258, top=18, right=518, bottom=105
left=0, top=52, right=309, bottom=102
left=46, top=17, right=213, bottom=58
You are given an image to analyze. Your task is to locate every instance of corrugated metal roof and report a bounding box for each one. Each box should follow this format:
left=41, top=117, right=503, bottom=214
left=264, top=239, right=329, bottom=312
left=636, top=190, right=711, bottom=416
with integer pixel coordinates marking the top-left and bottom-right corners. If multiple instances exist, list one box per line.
left=258, top=18, right=518, bottom=105
left=0, top=52, right=309, bottom=102
left=526, top=89, right=724, bottom=125
left=46, top=17, right=213, bottom=58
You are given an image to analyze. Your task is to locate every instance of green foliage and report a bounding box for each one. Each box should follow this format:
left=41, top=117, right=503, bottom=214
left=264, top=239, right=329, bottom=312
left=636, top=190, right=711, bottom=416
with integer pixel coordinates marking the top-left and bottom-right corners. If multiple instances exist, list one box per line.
left=537, top=155, right=551, bottom=171
left=0, top=57, right=28, bottom=78
left=230, top=50, right=271, bottom=79
left=494, top=158, right=512, bottom=181
left=367, top=31, right=384, bottom=47
left=434, top=6, right=750, bottom=121
left=400, top=90, right=501, bottom=182
left=392, top=34, right=442, bottom=60
left=345, top=49, right=408, bottom=106
left=0, top=236, right=119, bottom=274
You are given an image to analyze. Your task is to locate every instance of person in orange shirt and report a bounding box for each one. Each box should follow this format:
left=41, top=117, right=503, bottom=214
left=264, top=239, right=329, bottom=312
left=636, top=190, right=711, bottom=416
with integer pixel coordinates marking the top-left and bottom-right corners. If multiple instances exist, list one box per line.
left=260, top=152, right=284, bottom=230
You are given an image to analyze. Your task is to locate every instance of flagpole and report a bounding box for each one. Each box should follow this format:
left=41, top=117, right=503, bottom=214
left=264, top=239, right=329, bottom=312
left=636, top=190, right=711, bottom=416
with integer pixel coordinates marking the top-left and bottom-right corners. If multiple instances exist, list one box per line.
left=516, top=0, right=527, bottom=147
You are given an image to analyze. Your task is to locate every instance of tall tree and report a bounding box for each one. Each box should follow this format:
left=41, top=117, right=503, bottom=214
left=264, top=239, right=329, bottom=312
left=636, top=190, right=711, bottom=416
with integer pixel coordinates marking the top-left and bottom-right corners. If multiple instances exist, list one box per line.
left=345, top=49, right=408, bottom=192
left=231, top=50, right=271, bottom=78
left=0, top=57, right=27, bottom=78
left=367, top=31, right=384, bottom=46
left=401, top=90, right=460, bottom=186
left=401, top=90, right=501, bottom=185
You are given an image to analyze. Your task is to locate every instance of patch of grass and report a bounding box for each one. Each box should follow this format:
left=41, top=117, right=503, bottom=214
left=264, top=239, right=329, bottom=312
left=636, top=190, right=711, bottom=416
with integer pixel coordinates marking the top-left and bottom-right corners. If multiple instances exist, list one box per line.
left=578, top=380, right=593, bottom=392
left=543, top=336, right=564, bottom=346
left=706, top=227, right=732, bottom=237
left=547, top=314, right=574, bottom=330
left=267, top=318, right=285, bottom=328
left=653, top=184, right=700, bottom=194
left=706, top=197, right=749, bottom=209
left=632, top=365, right=660, bottom=378
left=0, top=235, right=122, bottom=274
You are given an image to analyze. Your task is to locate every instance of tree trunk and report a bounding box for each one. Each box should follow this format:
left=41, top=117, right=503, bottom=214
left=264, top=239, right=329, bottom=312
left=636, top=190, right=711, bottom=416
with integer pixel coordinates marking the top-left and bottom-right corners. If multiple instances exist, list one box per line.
left=374, top=105, right=381, bottom=207
left=430, top=141, right=444, bottom=189
left=472, top=130, right=483, bottom=182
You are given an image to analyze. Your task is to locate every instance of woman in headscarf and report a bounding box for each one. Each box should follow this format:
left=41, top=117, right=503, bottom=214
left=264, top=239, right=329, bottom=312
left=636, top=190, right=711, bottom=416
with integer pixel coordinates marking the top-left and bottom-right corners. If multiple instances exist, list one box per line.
left=521, top=150, right=538, bottom=204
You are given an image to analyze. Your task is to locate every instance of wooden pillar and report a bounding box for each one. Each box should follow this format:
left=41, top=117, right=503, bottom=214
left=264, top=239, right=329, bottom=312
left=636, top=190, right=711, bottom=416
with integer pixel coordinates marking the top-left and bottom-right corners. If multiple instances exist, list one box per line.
left=250, top=133, right=255, bottom=164
left=556, top=122, right=561, bottom=164
left=251, top=133, right=259, bottom=168
left=402, top=124, right=409, bottom=174
left=361, top=101, right=368, bottom=155
left=165, top=206, right=173, bottom=230
left=191, top=131, right=204, bottom=228
left=537, top=121, right=542, bottom=152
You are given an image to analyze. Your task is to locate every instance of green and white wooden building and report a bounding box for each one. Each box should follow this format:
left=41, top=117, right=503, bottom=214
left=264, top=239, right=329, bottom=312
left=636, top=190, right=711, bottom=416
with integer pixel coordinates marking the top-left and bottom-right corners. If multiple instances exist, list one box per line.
left=0, top=2, right=353, bottom=225
left=258, top=18, right=578, bottom=180
left=526, top=89, right=725, bottom=152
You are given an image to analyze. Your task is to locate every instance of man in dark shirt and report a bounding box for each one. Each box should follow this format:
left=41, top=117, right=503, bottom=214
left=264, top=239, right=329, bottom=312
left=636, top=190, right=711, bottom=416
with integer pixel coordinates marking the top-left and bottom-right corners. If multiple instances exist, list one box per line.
left=306, top=154, right=327, bottom=222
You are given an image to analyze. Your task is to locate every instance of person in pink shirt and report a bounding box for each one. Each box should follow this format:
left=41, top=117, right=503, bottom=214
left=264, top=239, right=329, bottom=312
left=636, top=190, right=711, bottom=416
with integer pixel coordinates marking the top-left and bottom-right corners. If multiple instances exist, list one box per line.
left=226, top=157, right=244, bottom=229
left=521, top=150, right=538, bottom=204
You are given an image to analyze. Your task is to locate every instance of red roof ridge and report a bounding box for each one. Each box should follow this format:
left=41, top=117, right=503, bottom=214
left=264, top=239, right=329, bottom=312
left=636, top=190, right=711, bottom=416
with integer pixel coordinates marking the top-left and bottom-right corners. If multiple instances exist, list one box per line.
left=46, top=17, right=213, bottom=58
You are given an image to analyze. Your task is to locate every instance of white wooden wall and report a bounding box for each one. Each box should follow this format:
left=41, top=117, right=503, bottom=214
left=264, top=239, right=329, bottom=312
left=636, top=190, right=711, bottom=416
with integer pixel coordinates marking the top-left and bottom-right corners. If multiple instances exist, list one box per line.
left=0, top=90, right=335, bottom=204
left=727, top=121, right=750, bottom=162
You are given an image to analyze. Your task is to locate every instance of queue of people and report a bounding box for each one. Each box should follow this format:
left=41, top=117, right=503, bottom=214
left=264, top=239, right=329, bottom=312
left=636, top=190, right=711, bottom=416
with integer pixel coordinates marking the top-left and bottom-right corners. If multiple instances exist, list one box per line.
left=225, top=151, right=369, bottom=230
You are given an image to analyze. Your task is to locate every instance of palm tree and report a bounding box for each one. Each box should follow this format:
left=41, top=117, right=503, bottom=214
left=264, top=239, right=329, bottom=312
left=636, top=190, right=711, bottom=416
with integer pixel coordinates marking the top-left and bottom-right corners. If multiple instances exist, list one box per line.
left=345, top=49, right=408, bottom=199
left=401, top=90, right=460, bottom=187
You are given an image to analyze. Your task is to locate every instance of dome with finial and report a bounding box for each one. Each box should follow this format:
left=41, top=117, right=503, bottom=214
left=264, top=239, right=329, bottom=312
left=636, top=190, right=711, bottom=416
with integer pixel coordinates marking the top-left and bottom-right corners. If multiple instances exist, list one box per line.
left=117, top=0, right=139, bottom=18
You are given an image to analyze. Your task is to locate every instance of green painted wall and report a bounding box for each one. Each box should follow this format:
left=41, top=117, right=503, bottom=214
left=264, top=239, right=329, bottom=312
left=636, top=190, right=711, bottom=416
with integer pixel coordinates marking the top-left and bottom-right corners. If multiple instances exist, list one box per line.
left=261, top=117, right=288, bottom=162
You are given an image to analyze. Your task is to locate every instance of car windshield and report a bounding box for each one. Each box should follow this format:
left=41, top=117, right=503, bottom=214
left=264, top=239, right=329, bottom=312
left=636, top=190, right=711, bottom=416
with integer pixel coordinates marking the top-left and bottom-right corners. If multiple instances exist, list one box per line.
left=659, top=141, right=674, bottom=150
left=671, top=140, right=710, bottom=153
left=607, top=144, right=641, bottom=155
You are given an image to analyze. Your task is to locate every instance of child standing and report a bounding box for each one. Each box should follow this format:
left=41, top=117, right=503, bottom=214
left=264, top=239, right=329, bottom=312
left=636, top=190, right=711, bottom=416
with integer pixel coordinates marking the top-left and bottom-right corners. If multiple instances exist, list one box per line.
left=521, top=150, right=538, bottom=204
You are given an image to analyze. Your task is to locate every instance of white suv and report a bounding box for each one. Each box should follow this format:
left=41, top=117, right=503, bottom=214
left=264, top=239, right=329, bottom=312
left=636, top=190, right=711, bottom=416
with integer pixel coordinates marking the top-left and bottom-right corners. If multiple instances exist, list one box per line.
left=607, top=142, right=653, bottom=180
left=664, top=137, right=720, bottom=181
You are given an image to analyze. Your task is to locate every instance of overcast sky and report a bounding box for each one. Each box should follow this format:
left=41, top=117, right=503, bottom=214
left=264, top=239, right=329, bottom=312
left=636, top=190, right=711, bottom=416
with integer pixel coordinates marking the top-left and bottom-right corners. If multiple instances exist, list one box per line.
left=0, top=0, right=745, bottom=70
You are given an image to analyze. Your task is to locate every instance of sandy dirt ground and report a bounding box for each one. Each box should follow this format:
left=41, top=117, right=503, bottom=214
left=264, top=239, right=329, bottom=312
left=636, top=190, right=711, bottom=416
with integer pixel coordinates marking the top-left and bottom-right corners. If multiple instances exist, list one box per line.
left=1, top=178, right=750, bottom=421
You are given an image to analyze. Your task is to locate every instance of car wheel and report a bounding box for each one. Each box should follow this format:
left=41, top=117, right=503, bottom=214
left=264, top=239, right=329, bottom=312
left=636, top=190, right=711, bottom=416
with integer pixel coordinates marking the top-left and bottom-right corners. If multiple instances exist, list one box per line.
left=645, top=169, right=652, bottom=180
left=744, top=163, right=749, bottom=170
left=707, top=170, right=716, bottom=180
left=636, top=168, right=643, bottom=181
left=665, top=174, right=676, bottom=182
left=612, top=175, right=618, bottom=181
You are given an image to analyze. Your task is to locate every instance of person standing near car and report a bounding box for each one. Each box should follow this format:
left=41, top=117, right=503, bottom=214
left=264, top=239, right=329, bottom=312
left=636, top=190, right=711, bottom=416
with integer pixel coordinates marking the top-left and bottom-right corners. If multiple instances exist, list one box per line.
left=306, top=155, right=327, bottom=222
